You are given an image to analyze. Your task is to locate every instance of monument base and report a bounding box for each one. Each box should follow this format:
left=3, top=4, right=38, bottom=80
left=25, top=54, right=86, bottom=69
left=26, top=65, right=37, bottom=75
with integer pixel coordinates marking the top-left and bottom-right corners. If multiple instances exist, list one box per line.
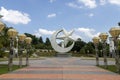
left=56, top=53, right=72, bottom=57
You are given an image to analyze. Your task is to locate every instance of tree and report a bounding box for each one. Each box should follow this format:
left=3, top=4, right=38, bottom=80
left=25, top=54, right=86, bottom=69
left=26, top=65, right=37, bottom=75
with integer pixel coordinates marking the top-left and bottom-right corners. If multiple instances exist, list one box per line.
left=39, top=36, right=44, bottom=44
left=0, top=25, right=10, bottom=58
left=80, top=47, right=86, bottom=54
left=45, top=37, right=51, bottom=45
left=32, top=36, right=39, bottom=45
left=24, top=33, right=39, bottom=45
left=45, top=37, right=52, bottom=49
left=84, top=42, right=95, bottom=56
left=35, top=43, right=45, bottom=49
left=72, top=38, right=86, bottom=52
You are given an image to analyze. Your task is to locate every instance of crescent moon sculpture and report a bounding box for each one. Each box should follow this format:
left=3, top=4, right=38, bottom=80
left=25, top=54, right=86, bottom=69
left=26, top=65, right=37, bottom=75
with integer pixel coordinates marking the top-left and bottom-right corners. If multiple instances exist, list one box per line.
left=50, top=29, right=75, bottom=54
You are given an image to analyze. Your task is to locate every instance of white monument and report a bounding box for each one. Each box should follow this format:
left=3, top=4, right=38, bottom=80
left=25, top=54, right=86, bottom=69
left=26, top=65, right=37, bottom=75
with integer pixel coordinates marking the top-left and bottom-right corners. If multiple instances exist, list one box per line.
left=50, top=28, right=75, bottom=54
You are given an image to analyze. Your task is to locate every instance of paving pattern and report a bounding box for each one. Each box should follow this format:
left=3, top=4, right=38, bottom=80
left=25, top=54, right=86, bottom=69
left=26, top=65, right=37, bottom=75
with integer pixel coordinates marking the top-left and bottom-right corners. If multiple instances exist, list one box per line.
left=0, top=57, right=120, bottom=80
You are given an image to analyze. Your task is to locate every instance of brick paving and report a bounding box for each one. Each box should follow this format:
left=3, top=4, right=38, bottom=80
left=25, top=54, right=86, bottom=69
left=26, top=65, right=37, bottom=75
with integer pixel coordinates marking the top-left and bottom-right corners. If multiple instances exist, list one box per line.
left=0, top=57, right=120, bottom=80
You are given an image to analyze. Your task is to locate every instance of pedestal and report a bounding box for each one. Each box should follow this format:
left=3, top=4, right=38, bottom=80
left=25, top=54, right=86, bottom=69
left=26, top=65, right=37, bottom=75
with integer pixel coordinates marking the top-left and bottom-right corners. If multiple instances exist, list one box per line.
left=56, top=53, right=72, bottom=57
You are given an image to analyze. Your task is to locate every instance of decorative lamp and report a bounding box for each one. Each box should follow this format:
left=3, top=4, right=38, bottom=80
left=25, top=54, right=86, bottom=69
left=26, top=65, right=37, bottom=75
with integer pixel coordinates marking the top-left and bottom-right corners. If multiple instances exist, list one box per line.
left=99, top=33, right=108, bottom=41
left=25, top=37, right=32, bottom=44
left=7, top=29, right=18, bottom=38
left=92, top=37, right=100, bottom=44
left=109, top=27, right=120, bottom=38
left=18, top=34, right=26, bottom=41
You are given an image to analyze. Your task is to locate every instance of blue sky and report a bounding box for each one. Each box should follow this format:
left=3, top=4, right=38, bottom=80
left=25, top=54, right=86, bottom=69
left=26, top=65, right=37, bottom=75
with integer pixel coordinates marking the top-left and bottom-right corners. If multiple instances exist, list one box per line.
left=0, top=0, right=120, bottom=42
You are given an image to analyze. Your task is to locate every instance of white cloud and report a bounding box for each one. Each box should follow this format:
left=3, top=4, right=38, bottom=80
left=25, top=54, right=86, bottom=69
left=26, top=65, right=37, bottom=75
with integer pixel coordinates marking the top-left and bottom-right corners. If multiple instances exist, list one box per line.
left=88, top=13, right=94, bottom=17
left=108, top=0, right=120, bottom=5
left=71, top=34, right=82, bottom=41
left=76, top=27, right=100, bottom=38
left=38, top=28, right=55, bottom=35
left=67, top=2, right=82, bottom=9
left=99, top=0, right=120, bottom=6
left=0, top=7, right=31, bottom=24
left=78, top=0, right=97, bottom=9
left=47, top=13, right=56, bottom=18
left=34, top=28, right=100, bottom=42
left=34, top=28, right=81, bottom=40
left=67, top=0, right=120, bottom=10
left=100, top=0, right=106, bottom=5
left=67, top=0, right=97, bottom=9
left=34, top=32, right=42, bottom=37
left=34, top=28, right=55, bottom=37
left=49, top=0, right=56, bottom=3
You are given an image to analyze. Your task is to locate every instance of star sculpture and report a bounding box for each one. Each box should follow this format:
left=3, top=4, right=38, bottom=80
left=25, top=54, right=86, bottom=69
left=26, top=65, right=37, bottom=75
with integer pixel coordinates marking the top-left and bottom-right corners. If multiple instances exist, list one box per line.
left=56, top=28, right=74, bottom=47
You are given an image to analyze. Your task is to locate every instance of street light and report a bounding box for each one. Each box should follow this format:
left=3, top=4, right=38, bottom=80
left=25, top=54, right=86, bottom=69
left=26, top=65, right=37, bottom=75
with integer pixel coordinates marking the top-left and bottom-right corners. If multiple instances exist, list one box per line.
left=92, top=37, right=100, bottom=66
left=99, top=33, right=108, bottom=69
left=109, top=27, right=120, bottom=73
left=15, top=37, right=19, bottom=57
left=18, top=34, right=26, bottom=68
left=25, top=37, right=32, bottom=66
left=7, top=29, right=18, bottom=71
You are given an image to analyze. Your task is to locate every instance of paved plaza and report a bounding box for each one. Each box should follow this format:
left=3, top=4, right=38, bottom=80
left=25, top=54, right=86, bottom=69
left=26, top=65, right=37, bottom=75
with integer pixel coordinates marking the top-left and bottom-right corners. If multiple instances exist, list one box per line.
left=0, top=57, right=120, bottom=80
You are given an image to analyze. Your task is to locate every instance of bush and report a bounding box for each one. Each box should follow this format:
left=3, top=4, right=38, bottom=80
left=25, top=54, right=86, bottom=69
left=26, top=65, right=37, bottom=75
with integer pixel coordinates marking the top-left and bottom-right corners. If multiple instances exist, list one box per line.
left=0, top=50, right=9, bottom=58
left=36, top=51, right=56, bottom=57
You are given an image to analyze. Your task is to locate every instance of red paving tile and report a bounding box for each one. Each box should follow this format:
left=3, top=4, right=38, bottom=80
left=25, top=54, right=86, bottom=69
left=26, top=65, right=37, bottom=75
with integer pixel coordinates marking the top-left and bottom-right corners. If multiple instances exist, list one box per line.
left=0, top=74, right=120, bottom=80
left=0, top=58, right=119, bottom=80
left=19, top=67, right=108, bottom=72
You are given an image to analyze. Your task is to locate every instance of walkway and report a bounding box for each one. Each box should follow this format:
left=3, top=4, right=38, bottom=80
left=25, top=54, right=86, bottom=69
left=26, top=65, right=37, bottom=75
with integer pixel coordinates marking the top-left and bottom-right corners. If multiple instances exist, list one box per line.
left=0, top=57, right=120, bottom=80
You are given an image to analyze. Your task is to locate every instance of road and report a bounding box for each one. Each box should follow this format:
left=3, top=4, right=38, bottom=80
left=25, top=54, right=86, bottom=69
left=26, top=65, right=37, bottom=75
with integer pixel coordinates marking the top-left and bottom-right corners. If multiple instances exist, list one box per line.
left=0, top=57, right=119, bottom=80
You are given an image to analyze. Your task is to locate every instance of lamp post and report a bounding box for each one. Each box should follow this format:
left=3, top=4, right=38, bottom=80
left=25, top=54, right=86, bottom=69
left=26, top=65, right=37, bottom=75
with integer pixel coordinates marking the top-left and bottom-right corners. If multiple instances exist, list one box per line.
left=92, top=37, right=100, bottom=66
left=15, top=37, right=18, bottom=57
left=18, top=34, right=26, bottom=68
left=7, top=29, right=18, bottom=71
left=99, top=33, right=108, bottom=69
left=109, top=27, right=120, bottom=73
left=25, top=37, right=32, bottom=66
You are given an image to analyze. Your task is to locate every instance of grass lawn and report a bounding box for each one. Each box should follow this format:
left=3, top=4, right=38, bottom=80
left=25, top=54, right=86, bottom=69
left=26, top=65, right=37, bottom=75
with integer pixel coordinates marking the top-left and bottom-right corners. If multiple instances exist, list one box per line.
left=0, top=64, right=26, bottom=75
left=98, top=65, right=119, bottom=74
left=81, top=57, right=115, bottom=61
